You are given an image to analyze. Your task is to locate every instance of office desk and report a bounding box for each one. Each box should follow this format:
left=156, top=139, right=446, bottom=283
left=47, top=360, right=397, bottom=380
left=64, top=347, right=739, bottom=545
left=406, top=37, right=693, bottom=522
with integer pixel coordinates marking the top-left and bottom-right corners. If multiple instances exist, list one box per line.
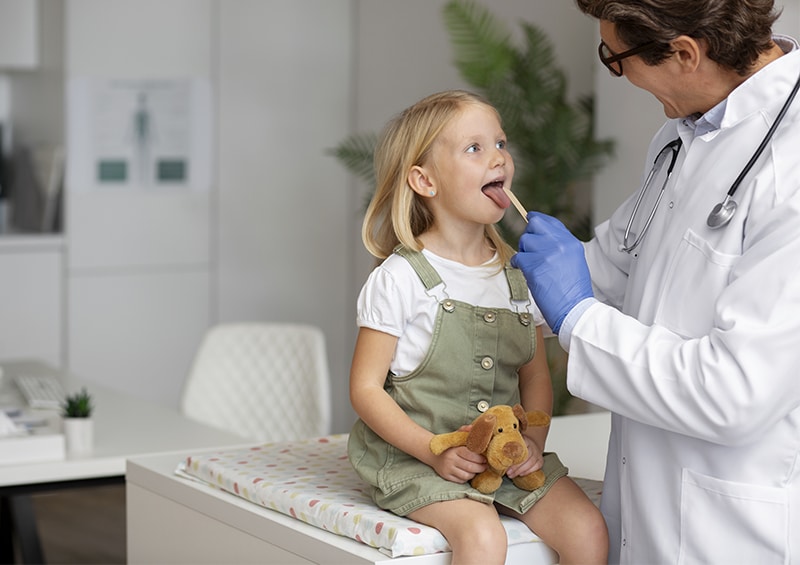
left=0, top=359, right=248, bottom=564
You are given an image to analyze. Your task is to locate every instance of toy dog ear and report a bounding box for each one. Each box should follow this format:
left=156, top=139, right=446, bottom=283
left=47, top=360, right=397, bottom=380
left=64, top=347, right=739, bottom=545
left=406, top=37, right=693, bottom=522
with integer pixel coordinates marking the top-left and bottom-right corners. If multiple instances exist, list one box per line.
left=512, top=403, right=528, bottom=431
left=466, top=413, right=496, bottom=453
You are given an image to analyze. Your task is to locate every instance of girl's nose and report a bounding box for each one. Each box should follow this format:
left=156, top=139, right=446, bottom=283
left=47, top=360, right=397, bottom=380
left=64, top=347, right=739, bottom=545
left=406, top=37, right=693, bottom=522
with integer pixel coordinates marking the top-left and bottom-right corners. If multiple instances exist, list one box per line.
left=491, top=149, right=505, bottom=167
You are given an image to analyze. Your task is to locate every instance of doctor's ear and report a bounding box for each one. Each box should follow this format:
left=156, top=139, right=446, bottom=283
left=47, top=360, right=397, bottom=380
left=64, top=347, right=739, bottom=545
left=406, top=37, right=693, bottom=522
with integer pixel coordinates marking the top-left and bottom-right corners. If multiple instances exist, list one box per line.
left=408, top=166, right=436, bottom=197
left=669, top=35, right=702, bottom=73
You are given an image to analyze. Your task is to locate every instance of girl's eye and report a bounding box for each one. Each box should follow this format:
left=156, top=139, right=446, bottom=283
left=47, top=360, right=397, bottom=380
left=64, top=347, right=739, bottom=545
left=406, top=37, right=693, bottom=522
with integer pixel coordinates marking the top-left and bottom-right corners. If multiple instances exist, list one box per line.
left=466, top=144, right=479, bottom=153
left=496, top=140, right=506, bottom=150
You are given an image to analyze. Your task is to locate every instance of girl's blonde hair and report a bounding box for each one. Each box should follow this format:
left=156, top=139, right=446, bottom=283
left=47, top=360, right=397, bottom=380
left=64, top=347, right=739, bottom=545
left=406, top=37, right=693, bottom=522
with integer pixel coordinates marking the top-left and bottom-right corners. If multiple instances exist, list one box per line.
left=362, top=90, right=515, bottom=266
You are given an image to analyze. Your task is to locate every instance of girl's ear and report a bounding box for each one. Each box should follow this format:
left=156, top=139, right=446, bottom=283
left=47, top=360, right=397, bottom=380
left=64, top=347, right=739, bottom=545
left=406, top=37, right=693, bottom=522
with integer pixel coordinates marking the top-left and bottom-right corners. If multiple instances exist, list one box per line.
left=408, top=165, right=436, bottom=197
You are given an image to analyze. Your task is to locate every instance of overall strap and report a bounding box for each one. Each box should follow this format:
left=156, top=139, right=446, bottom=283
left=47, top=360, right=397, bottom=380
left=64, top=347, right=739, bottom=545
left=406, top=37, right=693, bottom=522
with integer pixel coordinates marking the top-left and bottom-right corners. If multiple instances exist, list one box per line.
left=396, top=244, right=530, bottom=302
left=505, top=266, right=530, bottom=302
left=394, top=245, right=443, bottom=291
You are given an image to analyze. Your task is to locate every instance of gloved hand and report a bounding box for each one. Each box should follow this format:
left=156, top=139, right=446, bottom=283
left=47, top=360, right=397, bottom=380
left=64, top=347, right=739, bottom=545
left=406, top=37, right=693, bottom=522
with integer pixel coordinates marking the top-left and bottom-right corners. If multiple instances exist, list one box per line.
left=511, top=212, right=593, bottom=334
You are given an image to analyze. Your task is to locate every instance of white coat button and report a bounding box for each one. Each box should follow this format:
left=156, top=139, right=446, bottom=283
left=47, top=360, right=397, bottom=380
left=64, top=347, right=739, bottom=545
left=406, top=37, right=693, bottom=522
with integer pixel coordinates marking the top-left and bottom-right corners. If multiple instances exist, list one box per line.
left=477, top=400, right=490, bottom=413
left=481, top=356, right=494, bottom=370
left=622, top=457, right=626, bottom=465
left=483, top=311, right=496, bottom=323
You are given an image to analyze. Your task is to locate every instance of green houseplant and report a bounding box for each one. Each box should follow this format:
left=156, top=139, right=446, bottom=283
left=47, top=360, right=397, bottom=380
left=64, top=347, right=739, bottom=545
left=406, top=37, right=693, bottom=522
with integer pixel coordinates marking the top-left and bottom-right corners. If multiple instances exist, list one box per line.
left=330, top=0, right=614, bottom=414
left=62, top=387, right=94, bottom=456
left=62, top=387, right=94, bottom=418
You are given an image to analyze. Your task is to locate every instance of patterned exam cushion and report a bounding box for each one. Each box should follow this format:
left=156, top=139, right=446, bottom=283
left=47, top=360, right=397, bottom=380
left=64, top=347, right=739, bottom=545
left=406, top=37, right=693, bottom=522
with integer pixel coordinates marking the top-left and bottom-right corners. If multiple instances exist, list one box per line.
left=177, top=434, right=602, bottom=558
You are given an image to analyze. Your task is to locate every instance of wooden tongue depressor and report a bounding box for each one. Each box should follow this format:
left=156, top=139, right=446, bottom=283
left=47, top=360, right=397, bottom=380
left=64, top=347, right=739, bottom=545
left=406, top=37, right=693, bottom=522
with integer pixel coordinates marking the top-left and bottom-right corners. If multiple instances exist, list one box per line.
left=504, top=187, right=528, bottom=222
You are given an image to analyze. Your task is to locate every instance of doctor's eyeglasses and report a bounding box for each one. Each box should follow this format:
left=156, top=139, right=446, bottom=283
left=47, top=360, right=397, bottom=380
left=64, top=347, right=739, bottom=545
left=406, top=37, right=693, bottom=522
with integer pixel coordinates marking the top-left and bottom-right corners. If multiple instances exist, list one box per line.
left=599, top=40, right=658, bottom=77
left=620, top=138, right=683, bottom=254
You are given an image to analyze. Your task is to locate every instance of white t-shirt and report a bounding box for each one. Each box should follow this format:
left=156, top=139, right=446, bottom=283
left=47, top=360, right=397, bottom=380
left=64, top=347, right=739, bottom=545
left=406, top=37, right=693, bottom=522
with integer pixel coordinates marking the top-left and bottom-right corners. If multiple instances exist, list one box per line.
left=357, top=248, right=544, bottom=377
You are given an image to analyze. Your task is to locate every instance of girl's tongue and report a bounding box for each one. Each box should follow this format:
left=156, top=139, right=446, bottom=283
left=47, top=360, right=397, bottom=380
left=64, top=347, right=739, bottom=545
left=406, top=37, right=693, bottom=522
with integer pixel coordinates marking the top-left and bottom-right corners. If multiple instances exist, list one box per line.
left=482, top=181, right=511, bottom=209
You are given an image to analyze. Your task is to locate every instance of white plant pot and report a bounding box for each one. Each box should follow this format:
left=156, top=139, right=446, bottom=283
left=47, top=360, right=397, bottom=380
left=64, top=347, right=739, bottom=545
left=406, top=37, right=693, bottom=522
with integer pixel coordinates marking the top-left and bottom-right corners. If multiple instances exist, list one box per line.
left=63, top=417, right=94, bottom=457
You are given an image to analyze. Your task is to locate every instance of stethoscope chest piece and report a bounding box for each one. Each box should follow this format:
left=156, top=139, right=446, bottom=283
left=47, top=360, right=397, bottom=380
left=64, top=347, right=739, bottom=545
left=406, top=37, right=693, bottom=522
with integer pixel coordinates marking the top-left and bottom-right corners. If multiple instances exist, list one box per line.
left=707, top=195, right=737, bottom=229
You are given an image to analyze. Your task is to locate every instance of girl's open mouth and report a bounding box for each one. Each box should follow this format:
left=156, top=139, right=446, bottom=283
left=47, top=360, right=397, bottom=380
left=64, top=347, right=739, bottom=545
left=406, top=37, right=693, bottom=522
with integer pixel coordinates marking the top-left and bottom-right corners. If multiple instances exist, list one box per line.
left=481, top=180, right=511, bottom=209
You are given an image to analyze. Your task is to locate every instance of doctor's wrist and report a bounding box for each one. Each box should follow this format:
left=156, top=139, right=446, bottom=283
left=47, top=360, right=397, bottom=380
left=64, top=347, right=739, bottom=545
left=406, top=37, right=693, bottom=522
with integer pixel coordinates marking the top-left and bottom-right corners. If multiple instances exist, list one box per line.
left=557, top=297, right=597, bottom=352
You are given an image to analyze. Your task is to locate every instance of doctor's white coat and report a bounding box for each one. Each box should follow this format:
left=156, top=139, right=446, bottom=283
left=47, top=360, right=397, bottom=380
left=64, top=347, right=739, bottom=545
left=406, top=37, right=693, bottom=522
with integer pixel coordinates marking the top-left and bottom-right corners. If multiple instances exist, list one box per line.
left=571, top=43, right=800, bottom=563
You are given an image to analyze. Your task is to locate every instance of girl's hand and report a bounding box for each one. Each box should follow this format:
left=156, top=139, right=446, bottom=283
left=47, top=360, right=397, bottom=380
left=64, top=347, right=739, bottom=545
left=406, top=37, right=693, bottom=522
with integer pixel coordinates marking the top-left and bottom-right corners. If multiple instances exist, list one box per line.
left=431, top=446, right=487, bottom=483
left=505, top=435, right=544, bottom=479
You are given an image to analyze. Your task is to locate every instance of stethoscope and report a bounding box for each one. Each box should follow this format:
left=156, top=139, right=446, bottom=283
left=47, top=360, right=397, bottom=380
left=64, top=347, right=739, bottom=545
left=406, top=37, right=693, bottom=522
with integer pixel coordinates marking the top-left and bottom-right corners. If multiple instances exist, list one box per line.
left=620, top=69, right=800, bottom=254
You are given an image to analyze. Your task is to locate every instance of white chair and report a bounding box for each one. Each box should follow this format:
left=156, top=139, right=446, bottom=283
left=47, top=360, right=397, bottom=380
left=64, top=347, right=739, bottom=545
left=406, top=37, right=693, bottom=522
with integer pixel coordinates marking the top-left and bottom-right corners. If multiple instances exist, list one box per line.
left=180, top=322, right=332, bottom=442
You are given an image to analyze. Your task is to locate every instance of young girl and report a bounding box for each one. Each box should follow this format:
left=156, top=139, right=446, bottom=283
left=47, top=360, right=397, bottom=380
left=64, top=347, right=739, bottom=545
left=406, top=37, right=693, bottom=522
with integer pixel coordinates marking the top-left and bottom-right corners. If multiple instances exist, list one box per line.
left=347, top=90, right=608, bottom=565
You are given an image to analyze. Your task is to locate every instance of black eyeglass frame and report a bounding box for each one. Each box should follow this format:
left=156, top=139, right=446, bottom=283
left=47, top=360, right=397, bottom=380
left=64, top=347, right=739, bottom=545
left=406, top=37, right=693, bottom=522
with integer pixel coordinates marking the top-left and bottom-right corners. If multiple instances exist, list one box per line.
left=598, top=40, right=658, bottom=77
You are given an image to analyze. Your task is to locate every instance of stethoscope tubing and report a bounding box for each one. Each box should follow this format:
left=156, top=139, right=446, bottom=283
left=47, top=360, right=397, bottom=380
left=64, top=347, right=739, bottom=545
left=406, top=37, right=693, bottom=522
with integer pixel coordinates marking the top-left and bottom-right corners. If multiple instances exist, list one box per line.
left=724, top=69, right=800, bottom=201
left=620, top=138, right=681, bottom=253
left=622, top=66, right=800, bottom=252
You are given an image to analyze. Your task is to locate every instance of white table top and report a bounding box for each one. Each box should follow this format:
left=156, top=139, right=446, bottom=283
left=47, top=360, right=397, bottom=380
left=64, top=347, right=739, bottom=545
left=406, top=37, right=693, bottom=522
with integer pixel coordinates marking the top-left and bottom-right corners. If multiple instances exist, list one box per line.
left=0, top=359, right=248, bottom=488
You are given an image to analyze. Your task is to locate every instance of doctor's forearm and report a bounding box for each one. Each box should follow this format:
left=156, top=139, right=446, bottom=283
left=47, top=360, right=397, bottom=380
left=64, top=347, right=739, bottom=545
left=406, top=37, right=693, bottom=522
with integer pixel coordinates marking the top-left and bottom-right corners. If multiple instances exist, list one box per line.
left=567, top=304, right=799, bottom=446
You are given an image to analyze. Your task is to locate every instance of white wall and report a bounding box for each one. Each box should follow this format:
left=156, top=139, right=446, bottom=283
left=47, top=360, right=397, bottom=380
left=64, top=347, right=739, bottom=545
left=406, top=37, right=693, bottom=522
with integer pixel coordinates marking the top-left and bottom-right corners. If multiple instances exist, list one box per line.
left=63, top=0, right=215, bottom=407
left=58, top=0, right=799, bottom=435
left=216, top=1, right=354, bottom=432
left=3, top=1, right=597, bottom=434
left=26, top=0, right=800, bottom=434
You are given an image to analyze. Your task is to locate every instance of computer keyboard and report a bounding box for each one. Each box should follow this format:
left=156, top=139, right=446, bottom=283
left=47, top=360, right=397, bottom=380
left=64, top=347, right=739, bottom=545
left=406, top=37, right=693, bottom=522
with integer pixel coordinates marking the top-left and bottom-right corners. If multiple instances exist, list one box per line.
left=14, top=375, right=67, bottom=410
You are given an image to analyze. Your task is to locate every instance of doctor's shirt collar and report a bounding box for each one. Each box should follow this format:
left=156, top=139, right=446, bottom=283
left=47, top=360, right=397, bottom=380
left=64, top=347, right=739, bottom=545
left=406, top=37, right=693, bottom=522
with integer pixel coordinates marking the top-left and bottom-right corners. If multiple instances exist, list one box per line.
left=683, top=34, right=799, bottom=138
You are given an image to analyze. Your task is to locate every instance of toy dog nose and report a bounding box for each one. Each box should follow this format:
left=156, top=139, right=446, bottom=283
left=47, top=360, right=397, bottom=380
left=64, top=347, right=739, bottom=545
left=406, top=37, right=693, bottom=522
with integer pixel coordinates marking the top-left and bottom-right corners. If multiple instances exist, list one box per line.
left=503, top=442, right=524, bottom=459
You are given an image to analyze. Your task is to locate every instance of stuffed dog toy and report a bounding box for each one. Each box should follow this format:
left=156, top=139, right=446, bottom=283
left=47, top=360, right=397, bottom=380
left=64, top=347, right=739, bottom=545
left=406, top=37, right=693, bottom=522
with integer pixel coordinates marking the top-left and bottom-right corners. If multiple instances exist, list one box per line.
left=429, top=404, right=550, bottom=494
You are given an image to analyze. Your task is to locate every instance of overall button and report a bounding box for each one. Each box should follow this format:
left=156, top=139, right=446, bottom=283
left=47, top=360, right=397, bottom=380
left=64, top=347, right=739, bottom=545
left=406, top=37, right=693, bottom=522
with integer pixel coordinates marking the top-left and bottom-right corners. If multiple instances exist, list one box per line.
left=477, top=400, right=490, bottom=413
left=442, top=300, right=455, bottom=313
left=483, top=311, right=496, bottom=323
left=518, top=313, right=531, bottom=326
left=480, top=356, right=494, bottom=370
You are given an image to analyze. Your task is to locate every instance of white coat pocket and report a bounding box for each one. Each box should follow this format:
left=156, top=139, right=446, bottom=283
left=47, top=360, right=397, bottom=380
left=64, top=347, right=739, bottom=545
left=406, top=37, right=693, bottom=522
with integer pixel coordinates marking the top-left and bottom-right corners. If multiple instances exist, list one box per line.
left=656, top=229, right=739, bottom=337
left=678, top=468, right=787, bottom=565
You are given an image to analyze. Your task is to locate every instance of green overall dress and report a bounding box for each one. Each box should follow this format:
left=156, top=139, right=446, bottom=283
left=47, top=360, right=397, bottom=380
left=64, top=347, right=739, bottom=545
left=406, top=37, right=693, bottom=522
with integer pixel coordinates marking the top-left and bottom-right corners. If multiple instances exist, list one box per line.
left=348, top=246, right=567, bottom=516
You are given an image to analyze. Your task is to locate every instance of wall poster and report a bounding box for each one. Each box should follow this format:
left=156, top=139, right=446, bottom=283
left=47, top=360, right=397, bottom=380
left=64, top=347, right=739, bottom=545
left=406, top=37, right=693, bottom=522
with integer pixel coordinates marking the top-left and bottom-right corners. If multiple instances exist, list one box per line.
left=67, top=77, right=212, bottom=192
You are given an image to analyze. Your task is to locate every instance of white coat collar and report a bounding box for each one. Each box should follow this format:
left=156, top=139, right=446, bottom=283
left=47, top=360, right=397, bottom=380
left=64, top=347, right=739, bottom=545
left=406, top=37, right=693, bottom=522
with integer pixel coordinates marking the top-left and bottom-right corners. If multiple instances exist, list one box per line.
left=682, top=35, right=800, bottom=138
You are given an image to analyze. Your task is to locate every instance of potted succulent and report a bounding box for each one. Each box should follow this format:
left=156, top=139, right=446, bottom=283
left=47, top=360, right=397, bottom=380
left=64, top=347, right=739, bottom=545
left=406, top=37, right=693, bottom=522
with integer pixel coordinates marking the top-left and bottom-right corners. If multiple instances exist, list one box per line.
left=61, top=387, right=94, bottom=456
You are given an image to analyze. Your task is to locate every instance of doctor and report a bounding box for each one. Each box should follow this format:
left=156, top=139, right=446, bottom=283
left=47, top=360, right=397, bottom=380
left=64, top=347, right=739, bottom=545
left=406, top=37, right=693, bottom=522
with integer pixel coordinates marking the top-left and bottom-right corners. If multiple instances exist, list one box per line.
left=512, top=1, right=800, bottom=563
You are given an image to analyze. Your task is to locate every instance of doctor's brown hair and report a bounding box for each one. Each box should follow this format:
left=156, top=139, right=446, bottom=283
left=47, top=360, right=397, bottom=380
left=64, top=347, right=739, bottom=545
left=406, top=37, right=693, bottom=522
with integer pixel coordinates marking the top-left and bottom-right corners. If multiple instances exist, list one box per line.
left=362, top=90, right=515, bottom=265
left=575, top=0, right=781, bottom=76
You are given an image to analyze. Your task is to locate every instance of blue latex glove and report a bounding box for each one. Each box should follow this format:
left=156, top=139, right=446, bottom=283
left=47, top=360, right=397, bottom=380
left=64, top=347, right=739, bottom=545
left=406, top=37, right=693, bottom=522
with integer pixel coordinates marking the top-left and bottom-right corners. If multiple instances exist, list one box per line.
left=511, top=211, right=593, bottom=334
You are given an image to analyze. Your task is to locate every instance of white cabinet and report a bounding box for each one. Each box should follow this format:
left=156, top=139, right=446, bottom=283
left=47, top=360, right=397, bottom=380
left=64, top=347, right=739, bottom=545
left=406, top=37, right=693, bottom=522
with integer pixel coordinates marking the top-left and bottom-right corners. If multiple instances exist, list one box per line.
left=0, top=0, right=39, bottom=69
left=0, top=236, right=62, bottom=366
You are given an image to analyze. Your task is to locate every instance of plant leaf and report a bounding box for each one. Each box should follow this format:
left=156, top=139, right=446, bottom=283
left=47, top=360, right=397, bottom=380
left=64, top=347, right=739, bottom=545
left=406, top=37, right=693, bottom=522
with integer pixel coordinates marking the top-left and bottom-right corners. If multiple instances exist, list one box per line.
left=442, top=3, right=614, bottom=238
left=443, top=0, right=515, bottom=88
left=326, top=132, right=378, bottom=187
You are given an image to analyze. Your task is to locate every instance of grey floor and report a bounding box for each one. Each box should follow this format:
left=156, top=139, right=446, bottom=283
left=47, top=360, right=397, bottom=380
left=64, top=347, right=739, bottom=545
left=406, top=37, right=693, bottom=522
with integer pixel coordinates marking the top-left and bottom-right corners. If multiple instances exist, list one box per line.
left=24, top=484, right=126, bottom=564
